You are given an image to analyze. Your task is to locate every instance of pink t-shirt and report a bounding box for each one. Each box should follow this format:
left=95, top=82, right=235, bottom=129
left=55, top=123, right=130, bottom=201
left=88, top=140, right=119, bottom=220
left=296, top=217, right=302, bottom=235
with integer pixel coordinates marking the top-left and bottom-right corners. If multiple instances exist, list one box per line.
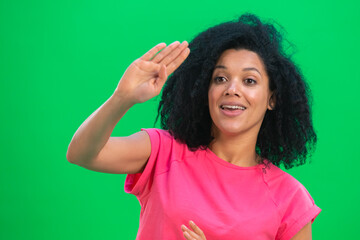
left=125, top=128, right=321, bottom=240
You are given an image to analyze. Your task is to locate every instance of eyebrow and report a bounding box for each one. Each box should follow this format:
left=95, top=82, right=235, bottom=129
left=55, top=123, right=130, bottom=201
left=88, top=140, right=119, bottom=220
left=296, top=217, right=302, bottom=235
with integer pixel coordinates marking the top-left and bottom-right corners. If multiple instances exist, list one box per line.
left=214, top=65, right=262, bottom=76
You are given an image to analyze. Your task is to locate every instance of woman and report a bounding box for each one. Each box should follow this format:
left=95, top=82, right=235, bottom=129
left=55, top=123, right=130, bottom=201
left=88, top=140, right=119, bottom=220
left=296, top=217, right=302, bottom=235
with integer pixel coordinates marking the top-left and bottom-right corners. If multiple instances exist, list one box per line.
left=67, top=14, right=321, bottom=240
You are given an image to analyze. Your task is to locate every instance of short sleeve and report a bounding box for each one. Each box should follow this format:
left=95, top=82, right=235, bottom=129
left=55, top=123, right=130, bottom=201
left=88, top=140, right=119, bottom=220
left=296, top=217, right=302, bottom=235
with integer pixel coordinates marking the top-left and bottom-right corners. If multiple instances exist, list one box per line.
left=276, top=181, right=321, bottom=240
left=124, top=128, right=175, bottom=202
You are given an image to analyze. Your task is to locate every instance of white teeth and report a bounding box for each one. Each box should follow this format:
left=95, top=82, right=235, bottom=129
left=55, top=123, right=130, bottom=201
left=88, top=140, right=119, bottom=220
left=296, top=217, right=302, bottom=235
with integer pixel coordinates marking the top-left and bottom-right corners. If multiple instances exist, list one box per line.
left=221, top=105, right=246, bottom=110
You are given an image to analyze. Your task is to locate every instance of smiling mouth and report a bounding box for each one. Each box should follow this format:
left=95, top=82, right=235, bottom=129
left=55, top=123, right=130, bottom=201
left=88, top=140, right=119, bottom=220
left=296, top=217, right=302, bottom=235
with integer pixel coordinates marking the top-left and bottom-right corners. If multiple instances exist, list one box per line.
left=220, top=105, right=246, bottom=110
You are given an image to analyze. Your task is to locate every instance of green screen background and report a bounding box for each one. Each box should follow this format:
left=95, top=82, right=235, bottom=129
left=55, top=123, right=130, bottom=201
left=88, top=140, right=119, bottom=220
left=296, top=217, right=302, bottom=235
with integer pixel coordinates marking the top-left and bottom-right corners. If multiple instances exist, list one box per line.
left=1, top=0, right=359, bottom=239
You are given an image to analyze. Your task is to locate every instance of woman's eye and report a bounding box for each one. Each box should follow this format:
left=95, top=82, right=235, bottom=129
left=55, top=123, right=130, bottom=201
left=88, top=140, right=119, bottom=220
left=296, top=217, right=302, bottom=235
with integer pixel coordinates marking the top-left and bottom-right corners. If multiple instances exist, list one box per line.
left=214, top=76, right=227, bottom=83
left=244, top=78, right=257, bottom=85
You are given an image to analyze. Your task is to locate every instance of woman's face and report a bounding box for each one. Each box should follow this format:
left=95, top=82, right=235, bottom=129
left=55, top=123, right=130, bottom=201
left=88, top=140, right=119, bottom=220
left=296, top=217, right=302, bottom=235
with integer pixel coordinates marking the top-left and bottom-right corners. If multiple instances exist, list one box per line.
left=208, top=49, right=274, bottom=138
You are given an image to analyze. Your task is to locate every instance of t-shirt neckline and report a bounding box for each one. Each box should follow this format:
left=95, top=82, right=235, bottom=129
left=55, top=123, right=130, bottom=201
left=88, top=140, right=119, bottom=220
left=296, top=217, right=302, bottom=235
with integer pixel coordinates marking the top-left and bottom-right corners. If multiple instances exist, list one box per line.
left=205, top=147, right=267, bottom=170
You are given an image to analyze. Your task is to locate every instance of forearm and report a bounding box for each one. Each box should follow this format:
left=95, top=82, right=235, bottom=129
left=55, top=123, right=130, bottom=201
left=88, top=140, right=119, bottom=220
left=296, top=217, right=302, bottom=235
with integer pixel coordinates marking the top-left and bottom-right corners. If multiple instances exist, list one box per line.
left=66, top=93, right=133, bottom=164
left=66, top=41, right=189, bottom=167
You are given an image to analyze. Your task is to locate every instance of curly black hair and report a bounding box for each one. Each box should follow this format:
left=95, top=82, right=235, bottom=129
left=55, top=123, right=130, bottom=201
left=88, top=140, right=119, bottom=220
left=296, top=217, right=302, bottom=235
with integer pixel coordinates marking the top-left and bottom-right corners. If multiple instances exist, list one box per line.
left=157, top=14, right=317, bottom=169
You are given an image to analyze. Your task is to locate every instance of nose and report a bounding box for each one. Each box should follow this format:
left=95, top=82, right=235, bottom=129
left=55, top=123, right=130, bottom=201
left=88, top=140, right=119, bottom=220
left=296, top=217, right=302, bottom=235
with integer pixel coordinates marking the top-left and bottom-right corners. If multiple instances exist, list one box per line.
left=225, top=81, right=241, bottom=97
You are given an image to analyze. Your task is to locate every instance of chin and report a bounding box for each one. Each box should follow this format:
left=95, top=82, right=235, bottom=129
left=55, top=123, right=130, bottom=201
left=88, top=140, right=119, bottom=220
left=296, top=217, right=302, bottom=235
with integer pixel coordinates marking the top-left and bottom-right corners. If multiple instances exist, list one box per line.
left=212, top=123, right=247, bottom=137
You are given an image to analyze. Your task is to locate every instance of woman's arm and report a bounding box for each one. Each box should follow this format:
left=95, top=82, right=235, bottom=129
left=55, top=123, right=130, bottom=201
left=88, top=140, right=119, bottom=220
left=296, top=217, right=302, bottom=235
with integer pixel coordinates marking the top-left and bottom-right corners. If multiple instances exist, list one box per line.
left=66, top=94, right=151, bottom=174
left=290, top=221, right=312, bottom=240
left=66, top=41, right=190, bottom=174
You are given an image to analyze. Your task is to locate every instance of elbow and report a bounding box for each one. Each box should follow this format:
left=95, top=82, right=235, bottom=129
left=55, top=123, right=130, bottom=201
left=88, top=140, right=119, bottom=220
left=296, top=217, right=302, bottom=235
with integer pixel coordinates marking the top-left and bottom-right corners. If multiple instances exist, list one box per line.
left=66, top=149, right=75, bottom=164
left=66, top=145, right=79, bottom=164
left=66, top=152, right=83, bottom=166
left=66, top=147, right=93, bottom=166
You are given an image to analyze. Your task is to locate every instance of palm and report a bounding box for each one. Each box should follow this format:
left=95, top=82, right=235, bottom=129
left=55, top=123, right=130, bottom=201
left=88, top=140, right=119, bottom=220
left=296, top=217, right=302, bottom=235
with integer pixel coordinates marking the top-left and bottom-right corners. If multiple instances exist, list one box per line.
left=130, top=59, right=167, bottom=102
left=115, top=41, right=190, bottom=104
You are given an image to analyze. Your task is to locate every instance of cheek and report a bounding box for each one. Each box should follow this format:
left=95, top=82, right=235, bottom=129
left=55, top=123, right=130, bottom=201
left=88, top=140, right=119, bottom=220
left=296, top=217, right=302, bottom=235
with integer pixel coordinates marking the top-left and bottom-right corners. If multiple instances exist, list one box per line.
left=246, top=90, right=270, bottom=108
left=208, top=87, right=218, bottom=105
left=208, top=88, right=221, bottom=119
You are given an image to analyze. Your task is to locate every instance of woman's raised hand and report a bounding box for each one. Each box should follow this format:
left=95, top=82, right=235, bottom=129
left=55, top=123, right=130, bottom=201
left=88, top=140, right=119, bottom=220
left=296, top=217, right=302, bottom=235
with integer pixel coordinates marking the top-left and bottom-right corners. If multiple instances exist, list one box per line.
left=114, top=41, right=190, bottom=104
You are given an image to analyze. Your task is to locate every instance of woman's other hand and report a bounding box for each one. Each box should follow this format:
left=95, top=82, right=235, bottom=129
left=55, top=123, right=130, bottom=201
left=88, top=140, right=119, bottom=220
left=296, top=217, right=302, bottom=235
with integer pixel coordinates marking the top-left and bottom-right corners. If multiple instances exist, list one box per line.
left=181, top=221, right=207, bottom=240
left=115, top=41, right=190, bottom=105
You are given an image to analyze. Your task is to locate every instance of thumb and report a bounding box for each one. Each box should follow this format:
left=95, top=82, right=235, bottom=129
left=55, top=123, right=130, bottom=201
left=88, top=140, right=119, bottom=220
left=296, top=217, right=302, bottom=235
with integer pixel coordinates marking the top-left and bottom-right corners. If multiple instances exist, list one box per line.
left=158, top=64, right=168, bottom=85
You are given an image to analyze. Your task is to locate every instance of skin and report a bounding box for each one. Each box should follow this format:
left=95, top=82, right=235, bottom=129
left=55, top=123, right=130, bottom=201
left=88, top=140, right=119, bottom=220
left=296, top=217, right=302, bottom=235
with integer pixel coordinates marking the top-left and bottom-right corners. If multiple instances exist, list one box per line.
left=208, top=49, right=275, bottom=167
left=67, top=44, right=312, bottom=239
left=181, top=49, right=312, bottom=239
left=66, top=41, right=190, bottom=174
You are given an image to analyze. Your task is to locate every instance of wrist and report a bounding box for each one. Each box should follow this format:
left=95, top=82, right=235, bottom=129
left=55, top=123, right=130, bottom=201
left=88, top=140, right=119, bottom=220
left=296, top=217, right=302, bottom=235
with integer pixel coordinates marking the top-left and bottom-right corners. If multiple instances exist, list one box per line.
left=110, top=91, right=136, bottom=110
left=102, top=93, right=135, bottom=123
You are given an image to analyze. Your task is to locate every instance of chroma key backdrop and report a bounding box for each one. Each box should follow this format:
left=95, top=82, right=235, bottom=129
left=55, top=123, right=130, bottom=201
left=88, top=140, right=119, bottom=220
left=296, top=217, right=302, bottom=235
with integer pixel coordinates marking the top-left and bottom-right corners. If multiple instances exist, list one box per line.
left=1, top=0, right=359, bottom=239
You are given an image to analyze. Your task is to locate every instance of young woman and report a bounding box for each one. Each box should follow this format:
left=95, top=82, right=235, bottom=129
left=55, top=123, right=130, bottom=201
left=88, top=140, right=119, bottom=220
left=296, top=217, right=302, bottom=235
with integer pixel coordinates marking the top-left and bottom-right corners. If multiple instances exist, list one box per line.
left=67, top=14, right=321, bottom=240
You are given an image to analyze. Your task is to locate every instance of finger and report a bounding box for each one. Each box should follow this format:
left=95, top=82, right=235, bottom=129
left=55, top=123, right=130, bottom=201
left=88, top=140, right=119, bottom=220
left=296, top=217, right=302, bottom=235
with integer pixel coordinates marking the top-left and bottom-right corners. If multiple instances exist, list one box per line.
left=181, top=225, right=199, bottom=239
left=133, top=59, right=161, bottom=73
left=153, top=64, right=167, bottom=95
left=157, top=64, right=167, bottom=85
left=160, top=41, right=189, bottom=66
left=166, top=47, right=190, bottom=75
left=189, top=221, right=205, bottom=238
left=151, top=41, right=180, bottom=63
left=183, top=231, right=194, bottom=240
left=140, top=43, right=166, bottom=61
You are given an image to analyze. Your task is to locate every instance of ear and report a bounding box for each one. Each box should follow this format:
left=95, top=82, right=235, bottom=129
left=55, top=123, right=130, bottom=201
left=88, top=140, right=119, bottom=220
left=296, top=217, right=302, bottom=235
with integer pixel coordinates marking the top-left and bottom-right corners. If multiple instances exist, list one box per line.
left=267, top=92, right=276, bottom=110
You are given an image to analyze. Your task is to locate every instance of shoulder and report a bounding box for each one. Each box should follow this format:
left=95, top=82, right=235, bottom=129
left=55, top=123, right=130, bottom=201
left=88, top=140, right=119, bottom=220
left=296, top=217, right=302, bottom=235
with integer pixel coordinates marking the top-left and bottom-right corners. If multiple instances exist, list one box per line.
left=141, top=128, right=195, bottom=162
left=262, top=162, right=316, bottom=211
left=141, top=128, right=182, bottom=149
left=262, top=162, right=306, bottom=193
left=141, top=128, right=172, bottom=141
left=125, top=128, right=190, bottom=196
left=262, top=162, right=321, bottom=240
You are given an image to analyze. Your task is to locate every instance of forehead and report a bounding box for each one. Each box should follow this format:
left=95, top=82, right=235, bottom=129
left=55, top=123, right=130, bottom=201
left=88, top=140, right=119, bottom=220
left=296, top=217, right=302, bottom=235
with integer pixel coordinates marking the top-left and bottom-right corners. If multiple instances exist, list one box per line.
left=215, top=49, right=267, bottom=73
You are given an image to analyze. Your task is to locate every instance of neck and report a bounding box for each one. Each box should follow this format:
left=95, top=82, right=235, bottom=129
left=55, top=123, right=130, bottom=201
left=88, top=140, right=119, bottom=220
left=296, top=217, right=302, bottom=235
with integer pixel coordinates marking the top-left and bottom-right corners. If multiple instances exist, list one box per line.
left=209, top=128, right=260, bottom=167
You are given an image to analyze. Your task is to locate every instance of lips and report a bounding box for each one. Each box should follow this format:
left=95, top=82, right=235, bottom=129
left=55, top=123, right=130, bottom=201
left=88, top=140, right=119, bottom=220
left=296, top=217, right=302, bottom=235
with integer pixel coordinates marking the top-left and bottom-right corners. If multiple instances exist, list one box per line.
left=220, top=105, right=246, bottom=110
left=220, top=102, right=247, bottom=110
left=219, top=102, right=246, bottom=117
